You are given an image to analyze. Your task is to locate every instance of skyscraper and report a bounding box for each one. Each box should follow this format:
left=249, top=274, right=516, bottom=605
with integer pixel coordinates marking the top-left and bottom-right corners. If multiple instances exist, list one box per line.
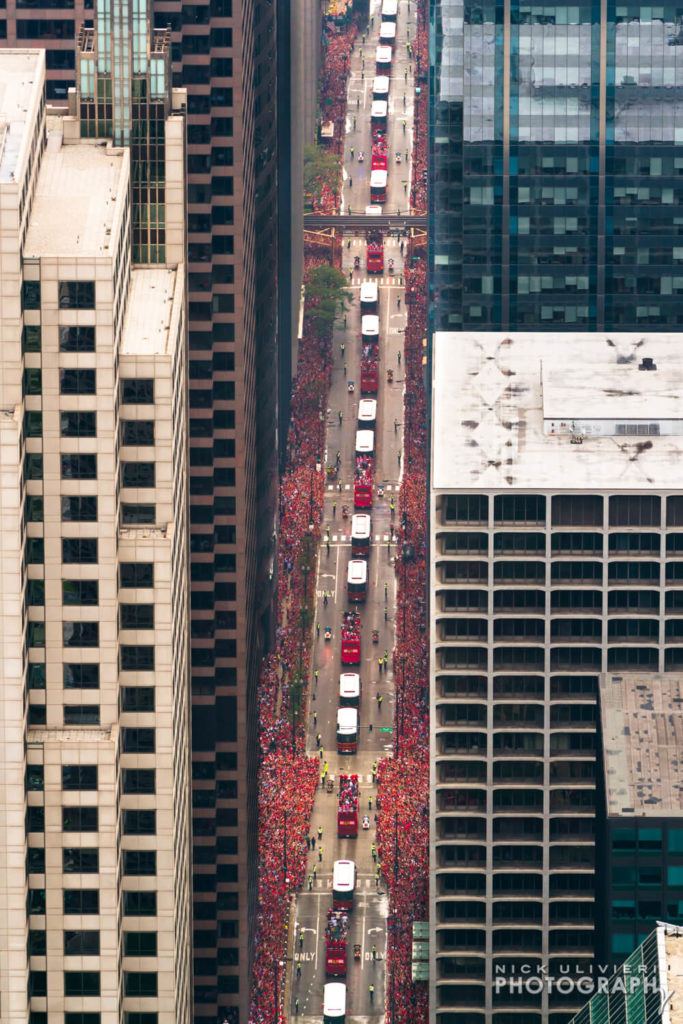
left=430, top=330, right=683, bottom=1024
left=430, top=1, right=683, bottom=332
left=0, top=46, right=190, bottom=1024
left=0, top=0, right=295, bottom=1016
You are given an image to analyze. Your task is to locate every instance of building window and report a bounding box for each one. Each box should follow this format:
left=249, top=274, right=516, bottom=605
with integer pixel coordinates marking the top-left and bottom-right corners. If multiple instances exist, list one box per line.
left=22, top=325, right=42, bottom=352
left=120, top=605, right=154, bottom=630
left=121, top=379, right=154, bottom=404
left=59, top=326, right=95, bottom=352
left=443, top=494, right=488, bottom=524
left=64, top=931, right=100, bottom=956
left=58, top=281, right=95, bottom=309
left=26, top=765, right=44, bottom=791
left=63, top=848, right=99, bottom=873
left=120, top=646, right=155, bottom=671
left=61, top=496, right=98, bottom=522
left=26, top=806, right=45, bottom=832
left=121, top=420, right=155, bottom=446
left=26, top=538, right=44, bottom=564
left=62, top=580, right=99, bottom=606
left=25, top=496, right=43, bottom=522
left=124, top=933, right=158, bottom=956
left=63, top=890, right=99, bottom=914
left=121, top=504, right=156, bottom=525
left=123, top=810, right=156, bottom=835
left=63, top=664, right=99, bottom=689
left=27, top=704, right=47, bottom=726
left=494, top=494, right=546, bottom=524
left=61, top=411, right=97, bottom=437
left=121, top=849, right=156, bottom=876
left=22, top=281, right=41, bottom=310
left=64, top=706, right=100, bottom=726
left=28, top=971, right=47, bottom=997
left=122, top=769, right=156, bottom=794
left=62, top=807, right=98, bottom=832
left=122, top=462, right=155, bottom=488
left=28, top=622, right=45, bottom=648
left=121, top=687, right=155, bottom=712
left=120, top=562, right=154, bottom=588
left=124, top=973, right=158, bottom=997
left=122, top=728, right=155, bottom=753
left=60, top=369, right=96, bottom=395
left=28, top=888, right=46, bottom=914
left=61, top=454, right=97, bottom=480
left=123, top=891, right=157, bottom=916
left=609, top=495, right=661, bottom=527
left=551, top=494, right=603, bottom=526
left=28, top=664, right=46, bottom=690
left=62, top=765, right=98, bottom=790
left=24, top=410, right=42, bottom=437
left=23, top=368, right=42, bottom=395
left=27, top=581, right=45, bottom=608
left=65, top=1016, right=101, bottom=1024
left=28, top=930, right=46, bottom=955
left=63, top=622, right=99, bottom=647
left=24, top=453, right=43, bottom=480
left=62, top=538, right=98, bottom=563
left=64, top=972, right=100, bottom=996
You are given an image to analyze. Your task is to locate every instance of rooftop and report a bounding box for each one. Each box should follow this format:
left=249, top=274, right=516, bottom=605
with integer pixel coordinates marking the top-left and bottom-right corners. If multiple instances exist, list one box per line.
left=0, top=50, right=43, bottom=185
left=600, top=673, right=683, bottom=817
left=23, top=120, right=127, bottom=258
left=667, top=928, right=683, bottom=1024
left=432, top=332, right=683, bottom=491
left=120, top=268, right=179, bottom=356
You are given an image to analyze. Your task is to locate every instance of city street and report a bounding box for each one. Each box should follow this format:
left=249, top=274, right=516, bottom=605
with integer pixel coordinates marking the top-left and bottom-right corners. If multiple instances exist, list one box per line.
left=288, top=0, right=416, bottom=1020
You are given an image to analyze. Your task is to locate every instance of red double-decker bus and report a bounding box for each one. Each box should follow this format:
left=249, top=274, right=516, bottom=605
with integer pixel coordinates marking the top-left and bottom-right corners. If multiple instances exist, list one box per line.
left=337, top=774, right=359, bottom=838
left=340, top=611, right=361, bottom=665
left=360, top=346, right=379, bottom=394
left=325, top=908, right=349, bottom=976
left=354, top=455, right=373, bottom=508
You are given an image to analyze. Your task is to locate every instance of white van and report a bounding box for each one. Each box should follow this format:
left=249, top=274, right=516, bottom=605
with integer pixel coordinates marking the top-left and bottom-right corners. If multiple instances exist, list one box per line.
left=360, top=281, right=379, bottom=312
left=373, top=75, right=390, bottom=100
left=358, top=399, right=377, bottom=426
left=379, top=21, right=397, bottom=45
left=355, top=429, right=375, bottom=455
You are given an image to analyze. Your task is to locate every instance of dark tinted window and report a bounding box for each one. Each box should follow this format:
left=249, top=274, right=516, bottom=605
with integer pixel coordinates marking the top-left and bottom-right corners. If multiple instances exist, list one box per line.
left=122, top=462, right=155, bottom=488
left=124, top=933, right=158, bottom=956
left=61, top=496, right=98, bottom=522
left=63, top=890, right=99, bottom=914
left=63, top=664, right=99, bottom=689
left=61, top=454, right=97, bottom=479
left=59, top=326, right=95, bottom=352
left=64, top=971, right=100, bottom=996
left=62, top=538, right=98, bottom=563
left=123, top=810, right=156, bottom=835
left=62, top=765, right=98, bottom=790
left=124, top=973, right=158, bottom=996
left=60, top=369, right=96, bottom=395
left=552, top=494, right=603, bottom=526
left=58, top=281, right=95, bottom=309
left=121, top=646, right=155, bottom=671
left=64, top=931, right=100, bottom=955
left=121, top=504, right=156, bottom=525
left=22, top=280, right=41, bottom=310
left=122, top=420, right=155, bottom=446
left=61, top=412, right=96, bottom=437
left=122, top=728, right=155, bottom=753
left=22, top=325, right=41, bottom=351
left=62, top=580, right=99, bottom=605
left=121, top=379, right=154, bottom=404
left=120, top=605, right=154, bottom=629
left=120, top=563, right=154, bottom=588
left=121, top=687, right=155, bottom=712
left=609, top=495, right=661, bottom=527
left=64, top=706, right=100, bottom=726
left=63, top=848, right=99, bottom=873
left=123, top=891, right=156, bottom=916
left=63, top=621, right=99, bottom=647
left=62, top=807, right=98, bottom=832
left=122, top=769, right=156, bottom=794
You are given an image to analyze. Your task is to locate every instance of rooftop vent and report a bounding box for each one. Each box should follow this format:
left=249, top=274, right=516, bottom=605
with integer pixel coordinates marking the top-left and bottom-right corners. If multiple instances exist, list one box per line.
left=639, top=357, right=657, bottom=371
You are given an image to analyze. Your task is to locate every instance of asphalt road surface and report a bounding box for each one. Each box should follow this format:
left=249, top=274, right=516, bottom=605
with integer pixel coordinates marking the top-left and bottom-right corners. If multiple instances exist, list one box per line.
left=288, top=1, right=417, bottom=1020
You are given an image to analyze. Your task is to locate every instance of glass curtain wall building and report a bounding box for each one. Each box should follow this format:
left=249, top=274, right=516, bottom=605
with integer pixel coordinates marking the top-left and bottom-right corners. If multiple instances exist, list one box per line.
left=430, top=0, right=683, bottom=331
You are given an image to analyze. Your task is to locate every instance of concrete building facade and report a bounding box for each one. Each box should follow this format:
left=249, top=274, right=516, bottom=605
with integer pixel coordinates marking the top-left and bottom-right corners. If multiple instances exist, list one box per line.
left=0, top=48, right=190, bottom=1024
left=430, top=331, right=683, bottom=1024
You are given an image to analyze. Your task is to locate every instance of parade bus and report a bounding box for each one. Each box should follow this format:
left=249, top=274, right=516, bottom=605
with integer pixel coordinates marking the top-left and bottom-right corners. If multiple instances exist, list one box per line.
left=358, top=398, right=377, bottom=427
left=381, top=0, right=398, bottom=20
left=347, top=558, right=368, bottom=603
left=373, top=75, right=389, bottom=100
left=371, top=99, right=388, bottom=127
left=355, top=429, right=375, bottom=455
left=360, top=281, right=379, bottom=313
left=370, top=168, right=388, bottom=206
left=336, top=708, right=359, bottom=754
left=339, top=672, right=361, bottom=708
left=376, top=44, right=393, bottom=72
left=332, top=859, right=357, bottom=910
left=379, top=20, right=397, bottom=45
left=351, top=514, right=371, bottom=558
left=324, top=982, right=347, bottom=1023
left=361, top=314, right=379, bottom=343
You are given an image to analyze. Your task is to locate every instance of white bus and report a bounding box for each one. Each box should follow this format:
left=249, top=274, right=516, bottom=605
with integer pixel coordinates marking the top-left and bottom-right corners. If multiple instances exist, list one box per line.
left=375, top=44, right=393, bottom=71
left=381, top=0, right=398, bottom=20
left=355, top=429, right=375, bottom=455
left=360, top=281, right=378, bottom=313
left=323, top=982, right=347, bottom=1023
left=373, top=75, right=389, bottom=100
left=371, top=99, right=388, bottom=125
left=358, top=398, right=377, bottom=427
left=370, top=168, right=388, bottom=205
left=336, top=708, right=359, bottom=755
left=332, top=859, right=357, bottom=909
left=379, top=20, right=397, bottom=45
left=361, top=314, right=379, bottom=342
left=351, top=514, right=371, bottom=557
left=339, top=671, right=361, bottom=707
left=347, top=558, right=368, bottom=603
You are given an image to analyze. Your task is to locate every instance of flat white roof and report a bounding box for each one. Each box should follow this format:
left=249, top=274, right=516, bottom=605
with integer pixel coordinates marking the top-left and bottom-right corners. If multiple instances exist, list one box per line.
left=373, top=76, right=390, bottom=91
left=371, top=100, right=388, bottom=117
left=380, top=21, right=396, bottom=35
left=24, top=123, right=127, bottom=257
left=0, top=50, right=42, bottom=184
left=376, top=45, right=392, bottom=61
left=432, top=331, right=683, bottom=491
left=121, top=268, right=179, bottom=356
left=362, top=314, right=379, bottom=334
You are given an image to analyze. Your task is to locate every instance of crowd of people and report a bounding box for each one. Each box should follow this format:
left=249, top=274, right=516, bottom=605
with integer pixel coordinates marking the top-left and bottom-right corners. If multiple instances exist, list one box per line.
left=312, top=20, right=359, bottom=214
left=410, top=1, right=428, bottom=213
left=251, top=249, right=342, bottom=1023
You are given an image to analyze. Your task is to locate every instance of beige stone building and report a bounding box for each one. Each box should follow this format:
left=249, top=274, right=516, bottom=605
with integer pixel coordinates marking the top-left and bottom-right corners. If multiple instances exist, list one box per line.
left=0, top=49, right=190, bottom=1024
